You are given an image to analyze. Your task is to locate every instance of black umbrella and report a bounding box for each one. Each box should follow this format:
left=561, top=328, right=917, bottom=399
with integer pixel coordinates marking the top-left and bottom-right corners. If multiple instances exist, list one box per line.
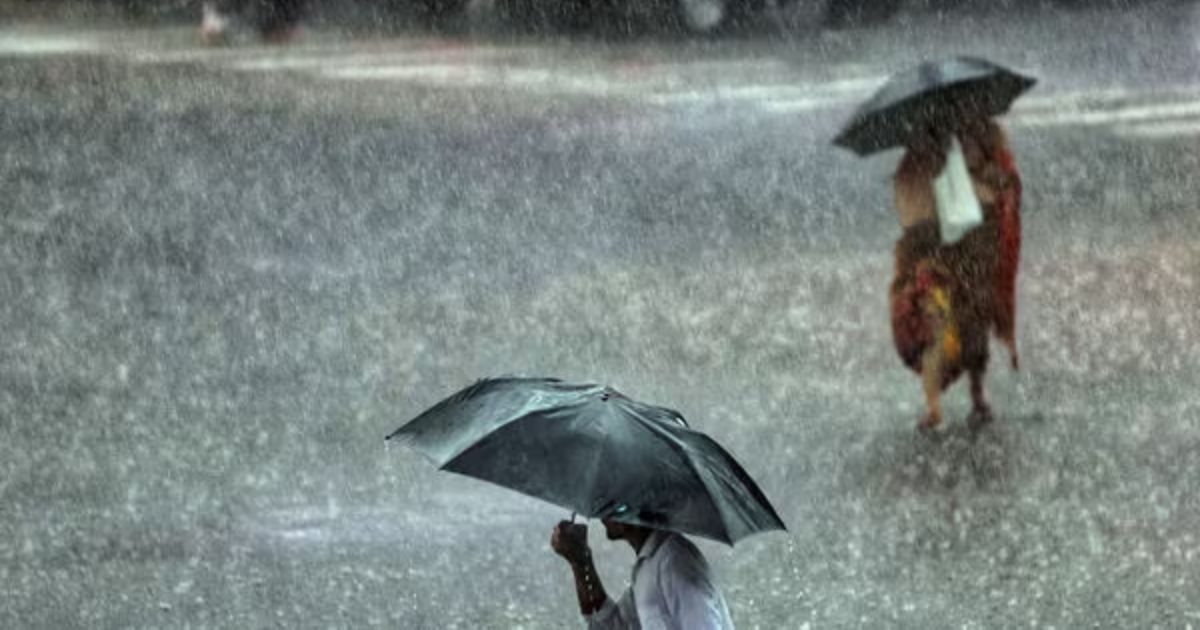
left=386, top=377, right=786, bottom=546
left=834, top=56, right=1036, bottom=156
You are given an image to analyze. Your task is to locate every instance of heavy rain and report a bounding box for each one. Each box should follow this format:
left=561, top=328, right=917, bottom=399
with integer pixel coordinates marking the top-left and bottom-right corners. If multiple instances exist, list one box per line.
left=1, top=0, right=1198, bottom=627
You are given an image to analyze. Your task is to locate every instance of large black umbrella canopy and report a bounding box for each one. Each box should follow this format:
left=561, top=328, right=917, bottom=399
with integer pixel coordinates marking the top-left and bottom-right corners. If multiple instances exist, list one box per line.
left=386, top=377, right=786, bottom=546
left=834, top=56, right=1036, bottom=156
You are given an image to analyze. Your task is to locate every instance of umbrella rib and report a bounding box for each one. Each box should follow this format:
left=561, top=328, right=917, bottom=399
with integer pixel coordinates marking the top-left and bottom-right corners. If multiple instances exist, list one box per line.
left=691, top=433, right=788, bottom=534
left=578, top=418, right=612, bottom=519
left=636, top=414, right=786, bottom=542
left=434, top=407, right=559, bottom=469
left=632, top=416, right=735, bottom=545
left=432, top=397, right=612, bottom=518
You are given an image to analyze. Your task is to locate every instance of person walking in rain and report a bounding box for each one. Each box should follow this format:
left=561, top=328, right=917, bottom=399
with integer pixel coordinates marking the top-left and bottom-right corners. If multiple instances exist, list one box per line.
left=199, top=0, right=307, bottom=45
left=833, top=57, right=1033, bottom=431
left=387, top=378, right=782, bottom=628
left=550, top=517, right=735, bottom=629
left=889, top=115, right=1023, bottom=430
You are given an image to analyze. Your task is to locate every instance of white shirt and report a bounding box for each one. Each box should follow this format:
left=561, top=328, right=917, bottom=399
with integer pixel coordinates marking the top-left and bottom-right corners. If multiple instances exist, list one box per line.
left=585, top=530, right=734, bottom=630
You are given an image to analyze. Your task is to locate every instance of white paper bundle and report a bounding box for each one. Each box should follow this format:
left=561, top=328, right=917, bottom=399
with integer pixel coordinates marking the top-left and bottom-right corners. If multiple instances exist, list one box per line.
left=933, top=136, right=984, bottom=245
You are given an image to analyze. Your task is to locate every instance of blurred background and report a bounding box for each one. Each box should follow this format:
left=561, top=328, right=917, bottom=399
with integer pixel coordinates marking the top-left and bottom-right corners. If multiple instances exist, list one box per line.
left=2, top=0, right=1199, bottom=628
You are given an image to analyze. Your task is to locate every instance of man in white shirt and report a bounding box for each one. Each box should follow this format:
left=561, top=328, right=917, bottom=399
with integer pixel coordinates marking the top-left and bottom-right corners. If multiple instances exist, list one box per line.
left=551, top=518, right=735, bottom=630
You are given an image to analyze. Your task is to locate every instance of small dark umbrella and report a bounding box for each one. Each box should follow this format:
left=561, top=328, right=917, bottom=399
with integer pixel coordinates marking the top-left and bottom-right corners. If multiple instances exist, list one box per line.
left=386, top=377, right=786, bottom=546
left=834, top=56, right=1036, bottom=156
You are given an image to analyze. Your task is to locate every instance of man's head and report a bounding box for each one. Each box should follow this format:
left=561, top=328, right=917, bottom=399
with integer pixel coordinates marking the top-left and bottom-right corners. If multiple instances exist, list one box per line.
left=601, top=518, right=632, bottom=541
left=601, top=518, right=654, bottom=541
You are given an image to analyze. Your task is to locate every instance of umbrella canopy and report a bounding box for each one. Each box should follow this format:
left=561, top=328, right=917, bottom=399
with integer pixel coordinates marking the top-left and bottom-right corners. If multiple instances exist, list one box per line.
left=834, top=56, right=1036, bottom=156
left=386, top=377, right=786, bottom=546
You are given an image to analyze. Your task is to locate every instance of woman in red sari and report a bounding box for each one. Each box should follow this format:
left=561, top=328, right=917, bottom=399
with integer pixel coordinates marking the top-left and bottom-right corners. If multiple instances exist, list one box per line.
left=889, top=118, right=1021, bottom=431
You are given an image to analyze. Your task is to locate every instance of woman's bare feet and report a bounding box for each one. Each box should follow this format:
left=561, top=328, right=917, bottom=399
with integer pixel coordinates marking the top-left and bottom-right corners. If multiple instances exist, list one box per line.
left=918, top=409, right=941, bottom=433
left=967, top=403, right=993, bottom=430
